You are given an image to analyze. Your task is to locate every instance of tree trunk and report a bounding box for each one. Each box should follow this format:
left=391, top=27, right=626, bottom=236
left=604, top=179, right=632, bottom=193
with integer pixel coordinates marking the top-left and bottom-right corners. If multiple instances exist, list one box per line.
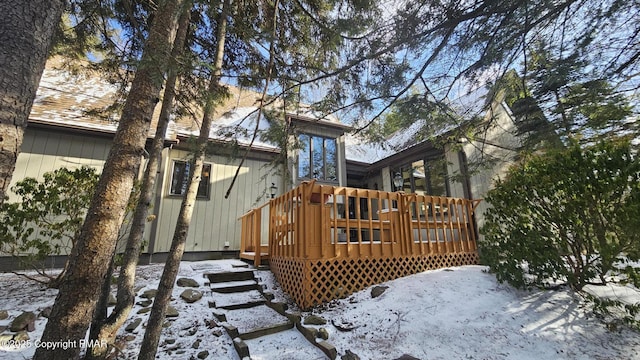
left=137, top=1, right=230, bottom=358
left=33, top=1, right=187, bottom=359
left=87, top=254, right=117, bottom=357
left=85, top=7, right=192, bottom=359
left=0, top=0, right=64, bottom=204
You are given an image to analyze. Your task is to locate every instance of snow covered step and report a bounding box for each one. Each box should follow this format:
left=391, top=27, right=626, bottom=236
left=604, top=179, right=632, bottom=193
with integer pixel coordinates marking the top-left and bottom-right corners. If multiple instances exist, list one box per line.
left=242, top=328, right=329, bottom=360
left=219, top=304, right=292, bottom=337
left=205, top=269, right=255, bottom=284
left=209, top=289, right=266, bottom=310
left=209, top=279, right=262, bottom=293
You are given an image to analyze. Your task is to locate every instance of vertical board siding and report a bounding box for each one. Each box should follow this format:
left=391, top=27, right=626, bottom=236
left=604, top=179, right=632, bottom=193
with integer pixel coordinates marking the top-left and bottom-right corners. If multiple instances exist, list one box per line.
left=7, top=128, right=112, bottom=254
left=8, top=129, right=111, bottom=202
left=460, top=103, right=520, bottom=237
left=10, top=128, right=280, bottom=257
left=153, top=149, right=279, bottom=253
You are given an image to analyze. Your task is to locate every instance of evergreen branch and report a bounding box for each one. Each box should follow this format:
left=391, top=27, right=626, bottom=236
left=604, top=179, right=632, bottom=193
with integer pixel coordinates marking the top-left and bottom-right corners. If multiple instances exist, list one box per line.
left=292, top=0, right=377, bottom=41
left=225, top=0, right=280, bottom=199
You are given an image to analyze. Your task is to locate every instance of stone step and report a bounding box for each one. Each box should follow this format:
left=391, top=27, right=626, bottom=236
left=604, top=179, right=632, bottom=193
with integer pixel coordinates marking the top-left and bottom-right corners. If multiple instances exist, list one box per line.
left=242, top=328, right=330, bottom=360
left=209, top=289, right=266, bottom=310
left=209, top=279, right=262, bottom=293
left=203, top=266, right=335, bottom=359
left=219, top=304, right=290, bottom=336
left=205, top=269, right=255, bottom=284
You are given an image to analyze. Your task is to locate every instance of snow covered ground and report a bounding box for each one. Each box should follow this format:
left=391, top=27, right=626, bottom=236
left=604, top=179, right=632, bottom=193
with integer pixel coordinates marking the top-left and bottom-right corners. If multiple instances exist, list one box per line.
left=1, top=261, right=639, bottom=359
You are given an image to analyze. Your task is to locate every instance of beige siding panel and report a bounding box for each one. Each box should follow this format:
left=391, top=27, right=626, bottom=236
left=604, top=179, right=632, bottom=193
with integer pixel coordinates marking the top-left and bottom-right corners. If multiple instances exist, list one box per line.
left=462, top=102, right=520, bottom=239
left=52, top=134, right=73, bottom=170
left=9, top=129, right=111, bottom=195
left=445, top=146, right=465, bottom=199
left=154, top=149, right=280, bottom=253
left=7, top=128, right=112, bottom=253
left=41, top=134, right=60, bottom=174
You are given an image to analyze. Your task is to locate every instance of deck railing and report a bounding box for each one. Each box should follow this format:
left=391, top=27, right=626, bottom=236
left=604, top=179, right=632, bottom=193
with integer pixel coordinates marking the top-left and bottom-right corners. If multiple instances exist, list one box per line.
left=240, top=180, right=482, bottom=308
left=239, top=201, right=270, bottom=266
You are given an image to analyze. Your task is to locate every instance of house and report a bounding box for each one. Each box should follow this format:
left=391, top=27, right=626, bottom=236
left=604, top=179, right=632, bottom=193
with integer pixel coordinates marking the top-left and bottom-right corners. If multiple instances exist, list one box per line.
left=3, top=63, right=520, bottom=307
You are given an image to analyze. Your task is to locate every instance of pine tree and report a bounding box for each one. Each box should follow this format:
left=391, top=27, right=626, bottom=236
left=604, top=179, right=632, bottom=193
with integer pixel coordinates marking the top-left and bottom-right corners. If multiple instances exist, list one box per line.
left=0, top=0, right=65, bottom=204
left=33, top=1, right=188, bottom=358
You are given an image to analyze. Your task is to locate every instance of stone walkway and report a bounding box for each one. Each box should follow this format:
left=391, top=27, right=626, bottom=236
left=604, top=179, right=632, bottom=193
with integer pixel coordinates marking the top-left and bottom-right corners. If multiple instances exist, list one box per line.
left=206, top=265, right=336, bottom=360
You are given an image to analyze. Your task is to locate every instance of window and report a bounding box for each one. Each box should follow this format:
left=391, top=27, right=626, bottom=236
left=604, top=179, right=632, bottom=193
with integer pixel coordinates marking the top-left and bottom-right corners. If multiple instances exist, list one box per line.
left=298, top=134, right=338, bottom=182
left=393, top=156, right=449, bottom=197
left=169, top=160, right=211, bottom=198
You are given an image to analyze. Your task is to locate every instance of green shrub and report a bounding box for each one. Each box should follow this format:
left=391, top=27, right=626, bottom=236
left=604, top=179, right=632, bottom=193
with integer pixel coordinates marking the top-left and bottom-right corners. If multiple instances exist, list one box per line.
left=0, top=166, right=99, bottom=287
left=480, top=139, right=640, bottom=325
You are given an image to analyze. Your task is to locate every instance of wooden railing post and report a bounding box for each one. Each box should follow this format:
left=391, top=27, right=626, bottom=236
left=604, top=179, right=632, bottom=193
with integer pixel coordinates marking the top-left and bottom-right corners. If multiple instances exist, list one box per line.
left=240, top=216, right=247, bottom=254
left=252, top=208, right=262, bottom=267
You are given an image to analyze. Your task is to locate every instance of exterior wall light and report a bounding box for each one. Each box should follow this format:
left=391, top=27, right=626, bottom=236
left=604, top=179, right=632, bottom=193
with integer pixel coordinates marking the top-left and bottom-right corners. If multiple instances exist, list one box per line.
left=270, top=182, right=278, bottom=198
left=393, top=172, right=403, bottom=191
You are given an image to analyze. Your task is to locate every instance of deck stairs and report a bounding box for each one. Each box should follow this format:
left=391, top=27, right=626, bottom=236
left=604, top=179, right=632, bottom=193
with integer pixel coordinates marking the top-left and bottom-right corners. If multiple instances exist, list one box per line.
left=205, top=265, right=337, bottom=360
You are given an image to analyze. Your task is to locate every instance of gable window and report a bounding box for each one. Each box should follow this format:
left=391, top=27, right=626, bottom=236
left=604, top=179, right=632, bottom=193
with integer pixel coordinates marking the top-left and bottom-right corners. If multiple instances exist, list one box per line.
left=298, top=133, right=337, bottom=182
left=169, top=160, right=212, bottom=199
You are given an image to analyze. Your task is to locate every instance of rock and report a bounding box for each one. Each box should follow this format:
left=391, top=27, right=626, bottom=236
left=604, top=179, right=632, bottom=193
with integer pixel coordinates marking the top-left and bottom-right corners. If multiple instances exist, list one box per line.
left=140, top=289, right=158, bottom=299
left=10, top=312, right=36, bottom=332
left=212, top=328, right=224, bottom=337
left=197, top=350, right=209, bottom=359
left=318, top=327, right=329, bottom=340
left=13, top=331, right=29, bottom=342
left=180, top=289, right=203, bottom=303
left=0, top=310, right=8, bottom=320
left=331, top=319, right=358, bottom=332
left=187, top=328, right=197, bottom=336
left=192, top=339, right=201, bottom=349
left=0, top=325, right=7, bottom=333
left=163, top=321, right=172, bottom=328
left=108, top=293, right=117, bottom=306
left=205, top=319, right=218, bottom=329
left=342, top=350, right=361, bottom=360
left=307, top=327, right=319, bottom=338
left=371, top=285, right=389, bottom=299
left=39, top=307, right=52, bottom=318
left=125, top=318, right=142, bottom=332
left=394, top=355, right=421, bottom=360
left=137, top=300, right=152, bottom=307
left=303, top=314, right=327, bottom=325
left=124, top=335, right=136, bottom=342
left=137, top=307, right=151, bottom=314
left=166, top=306, right=179, bottom=318
left=176, top=278, right=199, bottom=288
left=0, top=334, right=14, bottom=343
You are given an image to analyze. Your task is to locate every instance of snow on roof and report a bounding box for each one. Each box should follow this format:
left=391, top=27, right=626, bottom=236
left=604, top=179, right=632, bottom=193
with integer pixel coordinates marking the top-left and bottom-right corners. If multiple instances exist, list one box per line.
left=29, top=65, right=341, bottom=152
left=174, top=106, right=279, bottom=152
left=30, top=67, right=122, bottom=133
left=31, top=64, right=495, bottom=163
left=344, top=119, right=429, bottom=164
left=345, top=87, right=491, bottom=165
left=289, top=105, right=341, bottom=124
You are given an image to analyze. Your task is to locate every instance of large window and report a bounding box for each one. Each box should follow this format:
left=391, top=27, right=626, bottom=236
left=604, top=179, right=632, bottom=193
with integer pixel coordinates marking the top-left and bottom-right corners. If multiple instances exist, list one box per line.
left=298, top=134, right=338, bottom=182
left=169, top=160, right=211, bottom=199
left=393, top=156, right=449, bottom=197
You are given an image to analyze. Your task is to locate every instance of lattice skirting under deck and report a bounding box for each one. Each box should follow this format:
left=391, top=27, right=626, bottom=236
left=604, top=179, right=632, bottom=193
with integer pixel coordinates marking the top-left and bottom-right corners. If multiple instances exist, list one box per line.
left=270, top=252, right=479, bottom=309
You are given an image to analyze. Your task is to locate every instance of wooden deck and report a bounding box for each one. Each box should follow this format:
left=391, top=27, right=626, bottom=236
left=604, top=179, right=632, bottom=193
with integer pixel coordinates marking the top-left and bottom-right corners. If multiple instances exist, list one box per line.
left=239, top=180, right=481, bottom=309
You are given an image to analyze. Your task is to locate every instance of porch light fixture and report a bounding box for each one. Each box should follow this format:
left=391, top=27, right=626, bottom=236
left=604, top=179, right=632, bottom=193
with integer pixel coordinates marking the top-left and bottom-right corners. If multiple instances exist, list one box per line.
left=270, top=182, right=278, bottom=198
left=393, top=172, right=403, bottom=191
